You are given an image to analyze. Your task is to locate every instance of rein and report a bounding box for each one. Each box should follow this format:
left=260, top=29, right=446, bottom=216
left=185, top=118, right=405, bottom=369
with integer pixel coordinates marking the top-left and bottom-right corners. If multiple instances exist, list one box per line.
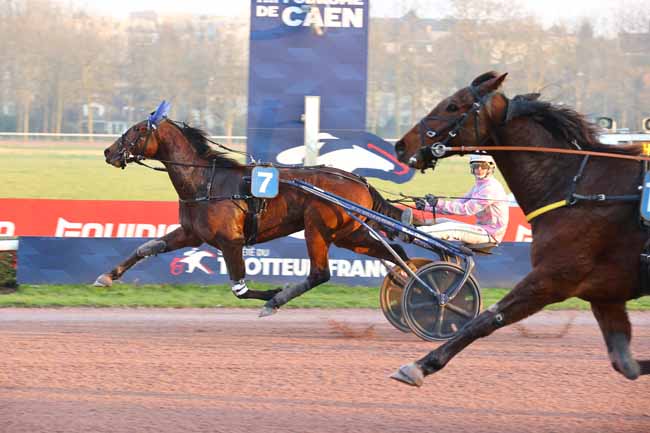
left=127, top=157, right=370, bottom=204
left=430, top=144, right=650, bottom=163
left=424, top=144, right=647, bottom=221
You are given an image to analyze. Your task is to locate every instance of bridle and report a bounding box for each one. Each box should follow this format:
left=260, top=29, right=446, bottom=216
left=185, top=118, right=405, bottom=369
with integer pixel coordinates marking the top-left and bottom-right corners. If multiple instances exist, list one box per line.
left=115, top=122, right=156, bottom=169
left=411, top=85, right=492, bottom=170
left=113, top=118, right=256, bottom=172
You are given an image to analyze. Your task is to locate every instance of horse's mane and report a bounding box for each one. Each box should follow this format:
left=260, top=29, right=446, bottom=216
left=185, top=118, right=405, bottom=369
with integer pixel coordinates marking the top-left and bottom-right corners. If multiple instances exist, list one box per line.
left=507, top=96, right=642, bottom=155
left=179, top=124, right=241, bottom=166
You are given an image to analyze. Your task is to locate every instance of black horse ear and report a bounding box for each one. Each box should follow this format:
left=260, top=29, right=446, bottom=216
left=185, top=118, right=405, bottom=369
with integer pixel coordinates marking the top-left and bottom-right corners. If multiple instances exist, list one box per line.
left=471, top=71, right=499, bottom=87
left=474, top=72, right=508, bottom=95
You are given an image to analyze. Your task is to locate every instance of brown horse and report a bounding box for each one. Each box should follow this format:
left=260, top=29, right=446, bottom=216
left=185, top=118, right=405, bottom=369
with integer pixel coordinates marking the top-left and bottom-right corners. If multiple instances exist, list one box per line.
left=391, top=71, right=650, bottom=386
left=99, top=113, right=407, bottom=316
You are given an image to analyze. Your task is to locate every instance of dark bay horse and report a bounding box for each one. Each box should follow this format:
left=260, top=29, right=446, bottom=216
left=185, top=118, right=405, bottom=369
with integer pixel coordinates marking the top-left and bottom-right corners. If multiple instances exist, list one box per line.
left=99, top=111, right=406, bottom=316
left=391, top=71, right=650, bottom=386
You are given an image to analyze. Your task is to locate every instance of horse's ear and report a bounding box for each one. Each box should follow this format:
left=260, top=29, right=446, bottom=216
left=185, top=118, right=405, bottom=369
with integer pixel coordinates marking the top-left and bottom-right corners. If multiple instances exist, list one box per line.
left=471, top=71, right=499, bottom=87
left=475, top=72, right=508, bottom=95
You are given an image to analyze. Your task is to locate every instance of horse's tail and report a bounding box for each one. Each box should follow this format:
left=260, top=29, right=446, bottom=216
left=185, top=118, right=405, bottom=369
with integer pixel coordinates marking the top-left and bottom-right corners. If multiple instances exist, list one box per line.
left=368, top=185, right=403, bottom=221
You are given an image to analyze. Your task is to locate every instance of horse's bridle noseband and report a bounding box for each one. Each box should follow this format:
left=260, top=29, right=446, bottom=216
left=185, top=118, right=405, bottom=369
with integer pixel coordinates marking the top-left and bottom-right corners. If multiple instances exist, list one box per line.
left=115, top=123, right=156, bottom=169
left=412, top=85, right=490, bottom=169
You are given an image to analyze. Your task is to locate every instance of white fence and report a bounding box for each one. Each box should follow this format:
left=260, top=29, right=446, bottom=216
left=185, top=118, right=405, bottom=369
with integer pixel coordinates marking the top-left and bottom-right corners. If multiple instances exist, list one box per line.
left=0, top=132, right=247, bottom=141
left=0, top=132, right=249, bottom=152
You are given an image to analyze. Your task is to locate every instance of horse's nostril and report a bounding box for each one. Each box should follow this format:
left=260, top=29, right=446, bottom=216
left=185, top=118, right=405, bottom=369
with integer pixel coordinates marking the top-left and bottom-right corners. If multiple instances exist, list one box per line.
left=104, top=149, right=109, bottom=158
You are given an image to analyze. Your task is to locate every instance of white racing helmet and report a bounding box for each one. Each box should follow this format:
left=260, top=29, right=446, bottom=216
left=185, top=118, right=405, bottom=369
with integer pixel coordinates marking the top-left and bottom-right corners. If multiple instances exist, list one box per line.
left=469, top=154, right=496, bottom=178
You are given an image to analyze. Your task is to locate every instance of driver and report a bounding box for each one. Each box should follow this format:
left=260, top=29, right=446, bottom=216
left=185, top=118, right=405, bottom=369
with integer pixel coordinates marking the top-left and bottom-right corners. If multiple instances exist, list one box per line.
left=402, top=154, right=509, bottom=245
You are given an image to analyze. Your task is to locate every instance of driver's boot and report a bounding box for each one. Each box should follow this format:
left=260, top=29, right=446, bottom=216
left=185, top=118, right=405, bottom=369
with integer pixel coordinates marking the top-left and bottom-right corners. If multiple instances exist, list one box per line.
left=399, top=208, right=414, bottom=242
left=401, top=208, right=413, bottom=226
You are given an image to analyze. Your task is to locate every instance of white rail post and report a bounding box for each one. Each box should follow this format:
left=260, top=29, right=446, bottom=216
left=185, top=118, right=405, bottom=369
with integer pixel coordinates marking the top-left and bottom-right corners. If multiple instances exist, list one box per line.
left=303, top=95, right=320, bottom=166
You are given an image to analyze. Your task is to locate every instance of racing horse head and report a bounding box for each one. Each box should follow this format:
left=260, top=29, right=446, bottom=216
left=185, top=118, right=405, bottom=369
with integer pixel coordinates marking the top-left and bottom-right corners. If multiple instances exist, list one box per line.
left=103, top=101, right=242, bottom=201
left=104, top=101, right=172, bottom=169
left=390, top=71, right=650, bottom=387
left=393, top=71, right=509, bottom=171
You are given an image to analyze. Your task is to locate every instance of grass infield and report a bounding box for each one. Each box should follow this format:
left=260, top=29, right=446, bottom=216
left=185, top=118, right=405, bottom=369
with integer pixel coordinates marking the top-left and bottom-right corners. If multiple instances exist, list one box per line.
left=0, top=141, right=498, bottom=200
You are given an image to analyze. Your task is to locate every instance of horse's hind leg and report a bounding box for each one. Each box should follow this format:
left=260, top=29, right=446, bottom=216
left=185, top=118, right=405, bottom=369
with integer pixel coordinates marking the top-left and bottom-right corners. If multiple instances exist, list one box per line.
left=260, top=221, right=332, bottom=317
left=590, top=302, right=642, bottom=380
left=94, top=227, right=201, bottom=287
left=218, top=243, right=281, bottom=301
left=392, top=269, right=571, bottom=386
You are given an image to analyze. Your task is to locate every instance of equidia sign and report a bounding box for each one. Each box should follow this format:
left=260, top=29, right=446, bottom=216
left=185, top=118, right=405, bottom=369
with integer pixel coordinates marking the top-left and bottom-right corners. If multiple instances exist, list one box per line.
left=1, top=198, right=532, bottom=242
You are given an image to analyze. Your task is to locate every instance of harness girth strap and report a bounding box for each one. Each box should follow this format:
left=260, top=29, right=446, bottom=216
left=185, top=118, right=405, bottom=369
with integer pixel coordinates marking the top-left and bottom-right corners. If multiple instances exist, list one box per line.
left=243, top=197, right=268, bottom=246
left=525, top=200, right=569, bottom=222
left=526, top=154, right=643, bottom=221
left=566, top=155, right=590, bottom=205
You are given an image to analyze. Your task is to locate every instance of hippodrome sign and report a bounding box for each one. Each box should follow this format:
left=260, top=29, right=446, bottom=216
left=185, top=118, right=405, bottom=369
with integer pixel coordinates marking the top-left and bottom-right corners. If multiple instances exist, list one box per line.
left=254, top=0, right=365, bottom=28
left=18, top=237, right=533, bottom=289
left=247, top=0, right=369, bottom=152
left=246, top=1, right=414, bottom=182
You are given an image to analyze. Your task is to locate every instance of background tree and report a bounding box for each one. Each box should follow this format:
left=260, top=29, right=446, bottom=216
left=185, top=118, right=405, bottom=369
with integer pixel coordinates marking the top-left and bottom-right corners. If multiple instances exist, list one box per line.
left=1, top=0, right=649, bottom=135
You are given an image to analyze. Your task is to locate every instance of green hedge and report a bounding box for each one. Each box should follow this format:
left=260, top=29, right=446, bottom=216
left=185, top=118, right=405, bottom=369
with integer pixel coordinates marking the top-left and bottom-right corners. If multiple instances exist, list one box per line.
left=0, top=251, right=17, bottom=289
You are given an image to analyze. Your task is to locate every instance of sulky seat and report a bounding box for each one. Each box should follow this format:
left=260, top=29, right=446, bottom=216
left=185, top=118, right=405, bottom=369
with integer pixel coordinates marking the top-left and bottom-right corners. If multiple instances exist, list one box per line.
left=464, top=242, right=498, bottom=254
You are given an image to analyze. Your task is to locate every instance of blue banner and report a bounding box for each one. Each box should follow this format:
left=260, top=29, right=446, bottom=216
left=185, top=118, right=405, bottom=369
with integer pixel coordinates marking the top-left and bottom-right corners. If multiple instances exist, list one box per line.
left=247, top=0, right=369, bottom=148
left=247, top=1, right=414, bottom=182
left=17, top=236, right=532, bottom=289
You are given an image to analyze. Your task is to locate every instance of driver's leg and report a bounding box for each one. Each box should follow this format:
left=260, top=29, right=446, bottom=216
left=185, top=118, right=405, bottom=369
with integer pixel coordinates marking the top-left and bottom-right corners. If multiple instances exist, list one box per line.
left=419, top=221, right=493, bottom=244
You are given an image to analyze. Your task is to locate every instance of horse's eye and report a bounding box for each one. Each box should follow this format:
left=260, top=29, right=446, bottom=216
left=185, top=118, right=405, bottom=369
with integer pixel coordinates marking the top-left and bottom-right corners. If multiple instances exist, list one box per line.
left=447, top=103, right=459, bottom=112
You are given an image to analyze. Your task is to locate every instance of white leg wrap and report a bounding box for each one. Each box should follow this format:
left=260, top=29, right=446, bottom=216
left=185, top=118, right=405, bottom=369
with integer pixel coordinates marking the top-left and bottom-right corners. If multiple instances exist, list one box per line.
left=231, top=280, right=249, bottom=296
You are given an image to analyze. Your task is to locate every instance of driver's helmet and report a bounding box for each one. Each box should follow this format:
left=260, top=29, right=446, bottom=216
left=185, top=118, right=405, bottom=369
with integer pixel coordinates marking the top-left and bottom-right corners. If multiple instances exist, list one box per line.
left=469, top=154, right=496, bottom=178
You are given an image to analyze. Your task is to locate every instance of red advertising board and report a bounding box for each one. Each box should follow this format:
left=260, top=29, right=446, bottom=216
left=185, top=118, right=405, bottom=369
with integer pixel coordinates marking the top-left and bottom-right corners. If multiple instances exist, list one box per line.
left=0, top=199, right=180, bottom=238
left=0, top=198, right=532, bottom=242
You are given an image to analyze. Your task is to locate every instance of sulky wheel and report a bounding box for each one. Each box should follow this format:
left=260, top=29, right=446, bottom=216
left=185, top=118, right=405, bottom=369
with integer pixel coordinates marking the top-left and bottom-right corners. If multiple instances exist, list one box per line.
left=401, top=261, right=482, bottom=341
left=380, top=258, right=433, bottom=333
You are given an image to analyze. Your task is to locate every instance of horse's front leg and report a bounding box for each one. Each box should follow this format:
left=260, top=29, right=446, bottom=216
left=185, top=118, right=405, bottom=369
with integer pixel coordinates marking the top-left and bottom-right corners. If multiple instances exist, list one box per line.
left=259, top=224, right=332, bottom=317
left=392, top=269, right=573, bottom=386
left=219, top=243, right=281, bottom=301
left=590, top=302, right=648, bottom=379
left=94, top=227, right=202, bottom=287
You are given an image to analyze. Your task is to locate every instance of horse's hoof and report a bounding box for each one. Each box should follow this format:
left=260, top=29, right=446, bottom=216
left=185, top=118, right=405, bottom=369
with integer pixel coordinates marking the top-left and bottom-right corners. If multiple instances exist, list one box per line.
left=258, top=306, right=278, bottom=318
left=93, top=274, right=113, bottom=287
left=390, top=363, right=424, bottom=387
left=614, top=356, right=641, bottom=380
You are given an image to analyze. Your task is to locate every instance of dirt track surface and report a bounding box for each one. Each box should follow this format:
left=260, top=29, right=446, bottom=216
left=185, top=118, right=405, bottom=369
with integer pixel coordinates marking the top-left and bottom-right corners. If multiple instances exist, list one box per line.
left=1, top=308, right=649, bottom=433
